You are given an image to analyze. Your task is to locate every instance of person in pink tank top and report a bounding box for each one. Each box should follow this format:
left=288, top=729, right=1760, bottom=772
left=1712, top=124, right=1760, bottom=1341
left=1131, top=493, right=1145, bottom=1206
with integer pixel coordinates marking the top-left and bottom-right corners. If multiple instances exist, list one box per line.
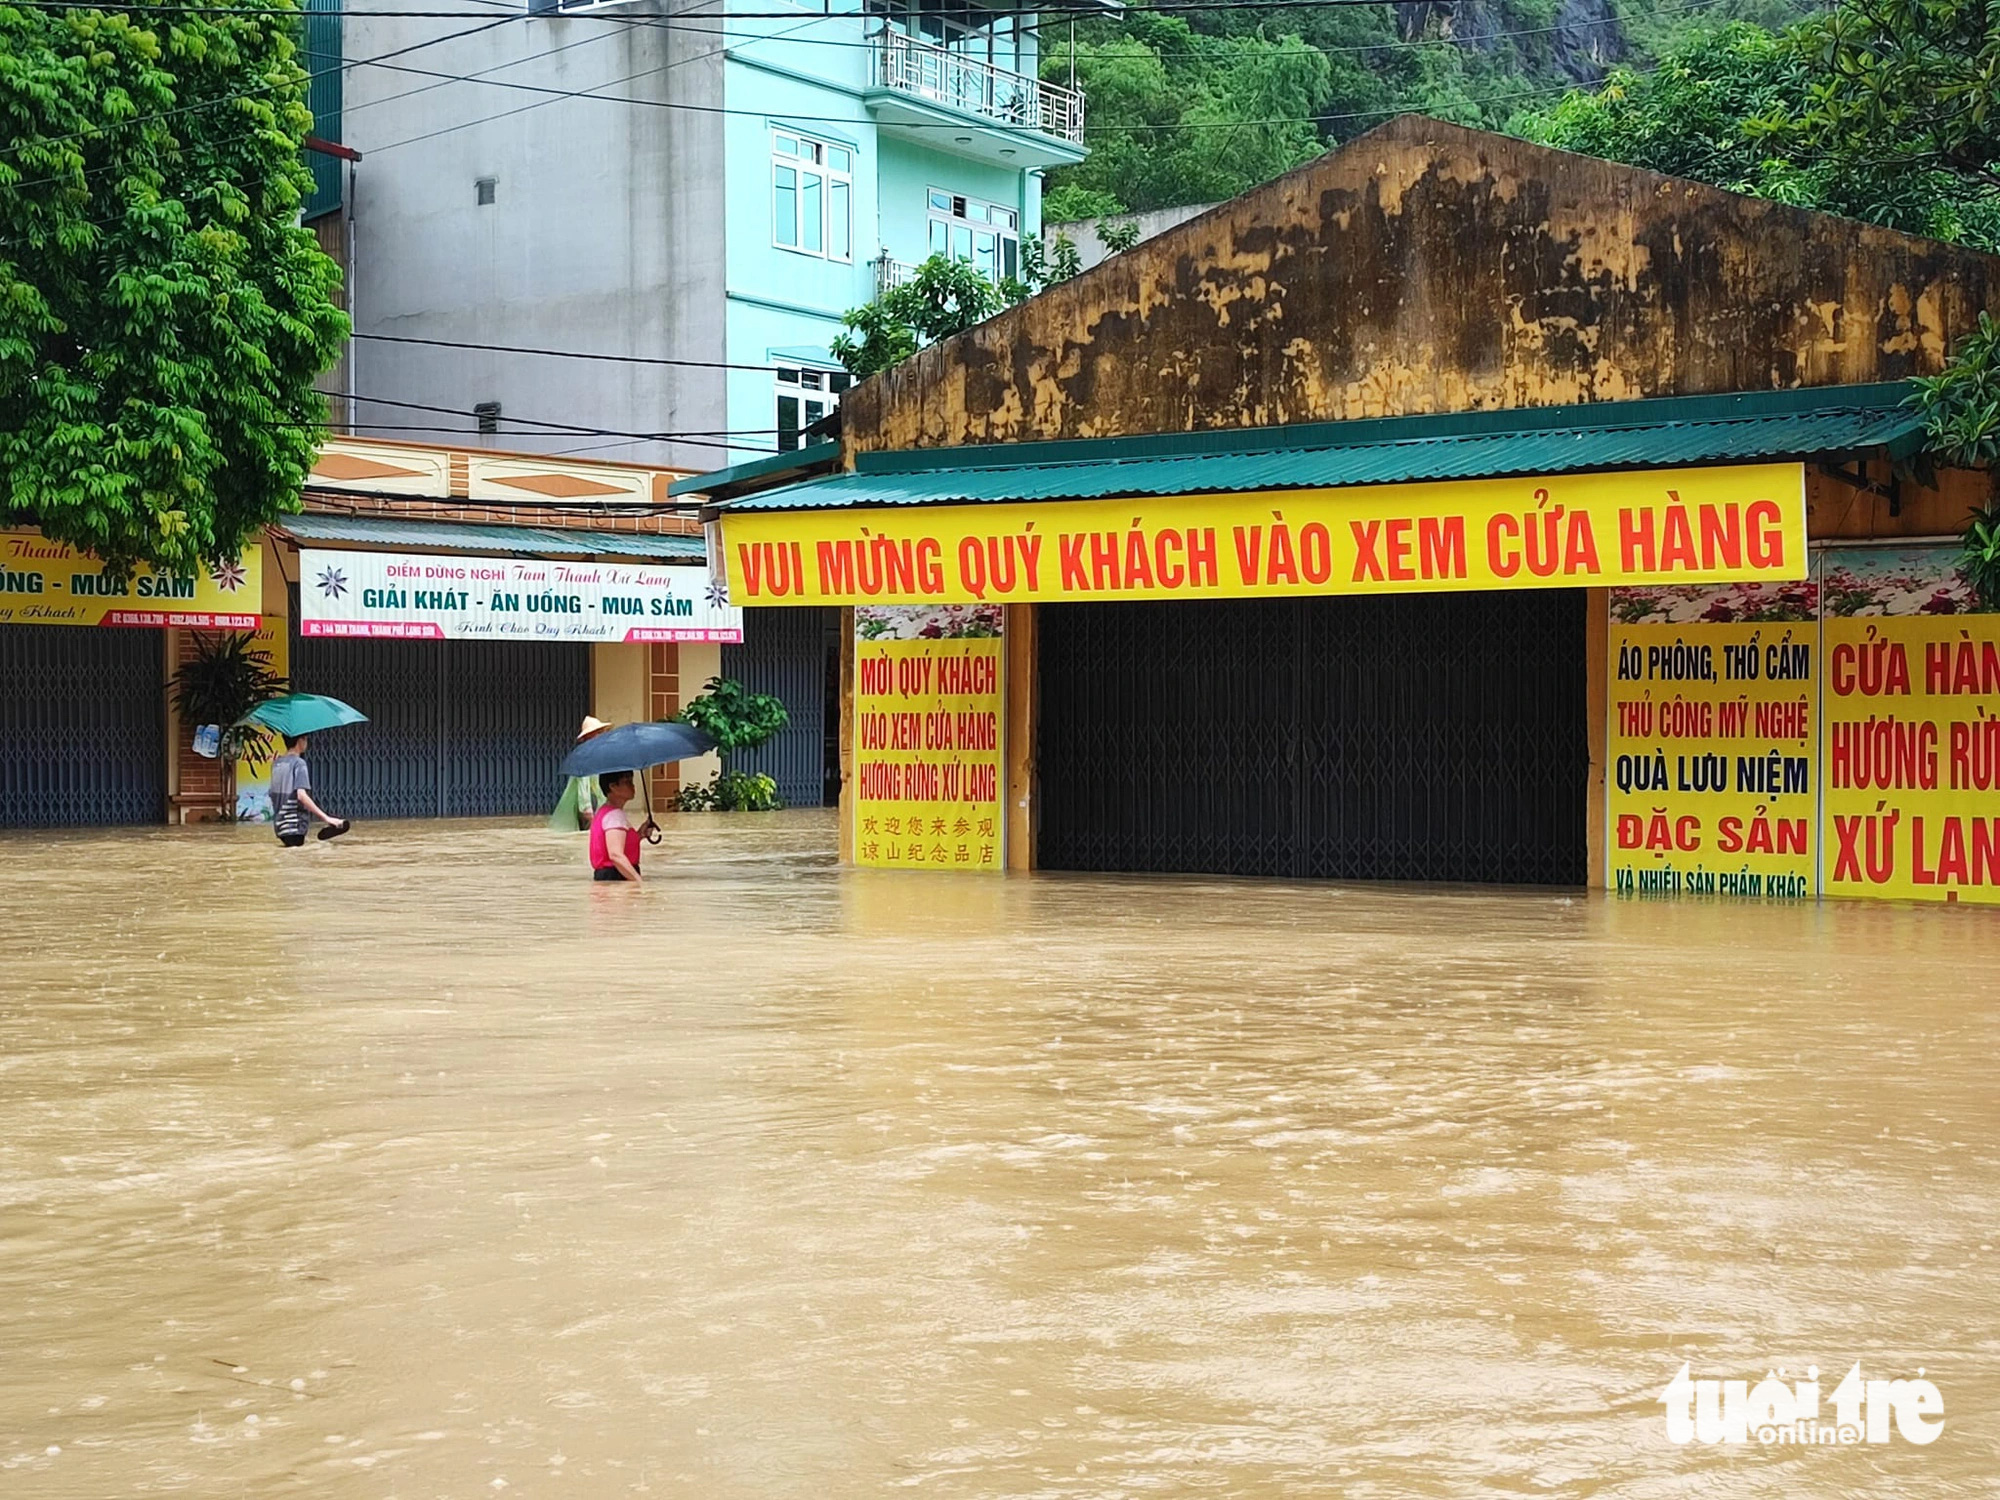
left=588, top=771, right=646, bottom=883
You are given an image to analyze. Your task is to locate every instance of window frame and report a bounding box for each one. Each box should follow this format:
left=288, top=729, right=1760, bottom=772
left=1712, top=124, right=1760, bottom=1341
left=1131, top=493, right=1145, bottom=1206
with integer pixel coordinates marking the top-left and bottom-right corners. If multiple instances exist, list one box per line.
left=775, top=364, right=853, bottom=453
left=926, top=187, right=1019, bottom=284
left=771, top=130, right=855, bottom=264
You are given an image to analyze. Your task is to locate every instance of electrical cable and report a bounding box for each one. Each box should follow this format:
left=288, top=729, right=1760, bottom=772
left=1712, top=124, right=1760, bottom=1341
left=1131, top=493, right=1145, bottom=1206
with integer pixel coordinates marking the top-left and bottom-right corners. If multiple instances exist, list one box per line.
left=351, top=331, right=807, bottom=372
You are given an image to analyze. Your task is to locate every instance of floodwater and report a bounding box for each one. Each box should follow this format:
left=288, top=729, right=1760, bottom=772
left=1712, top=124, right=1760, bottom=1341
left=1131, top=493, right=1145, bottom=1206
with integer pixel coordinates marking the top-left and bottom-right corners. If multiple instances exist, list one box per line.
left=1, top=812, right=1995, bottom=1498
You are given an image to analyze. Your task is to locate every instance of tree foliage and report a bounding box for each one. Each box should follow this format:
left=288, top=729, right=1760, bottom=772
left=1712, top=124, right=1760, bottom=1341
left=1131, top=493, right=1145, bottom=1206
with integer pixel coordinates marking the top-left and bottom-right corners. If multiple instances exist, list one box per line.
left=167, top=629, right=286, bottom=764
left=1039, top=0, right=1823, bottom=217
left=1043, top=16, right=1333, bottom=215
left=1912, top=313, right=2000, bottom=469
left=674, top=675, right=790, bottom=754
left=0, top=0, right=348, bottom=576
left=1514, top=6, right=2000, bottom=249
left=832, top=254, right=1008, bottom=378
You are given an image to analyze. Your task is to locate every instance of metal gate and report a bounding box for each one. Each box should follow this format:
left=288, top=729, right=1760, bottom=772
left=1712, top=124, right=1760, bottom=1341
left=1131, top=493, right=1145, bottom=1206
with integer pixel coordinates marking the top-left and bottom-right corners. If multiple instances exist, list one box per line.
left=721, top=606, right=839, bottom=807
left=1037, top=592, right=1589, bottom=885
left=0, top=625, right=164, bottom=827
left=290, top=635, right=589, bottom=819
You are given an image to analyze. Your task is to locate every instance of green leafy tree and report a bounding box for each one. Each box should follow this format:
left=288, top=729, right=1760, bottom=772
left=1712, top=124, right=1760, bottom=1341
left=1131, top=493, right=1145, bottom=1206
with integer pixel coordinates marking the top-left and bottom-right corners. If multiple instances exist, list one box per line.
left=1513, top=10, right=2000, bottom=248
left=833, top=254, right=1006, bottom=378
left=1045, top=18, right=1333, bottom=214
left=672, top=676, right=790, bottom=813
left=674, top=675, right=790, bottom=754
left=0, top=0, right=348, bottom=576
left=1042, top=183, right=1127, bottom=222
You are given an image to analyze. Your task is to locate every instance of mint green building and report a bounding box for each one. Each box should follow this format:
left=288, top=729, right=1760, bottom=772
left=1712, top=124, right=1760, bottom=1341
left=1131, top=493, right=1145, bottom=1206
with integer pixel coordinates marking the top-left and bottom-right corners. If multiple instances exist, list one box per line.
left=335, top=0, right=1097, bottom=472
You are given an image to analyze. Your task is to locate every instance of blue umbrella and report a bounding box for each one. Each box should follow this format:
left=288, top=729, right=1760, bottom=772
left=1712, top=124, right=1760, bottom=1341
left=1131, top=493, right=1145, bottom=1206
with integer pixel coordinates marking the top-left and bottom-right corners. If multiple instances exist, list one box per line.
left=561, top=721, right=716, bottom=844
left=237, top=693, right=369, bottom=737
left=561, top=721, right=715, bottom=779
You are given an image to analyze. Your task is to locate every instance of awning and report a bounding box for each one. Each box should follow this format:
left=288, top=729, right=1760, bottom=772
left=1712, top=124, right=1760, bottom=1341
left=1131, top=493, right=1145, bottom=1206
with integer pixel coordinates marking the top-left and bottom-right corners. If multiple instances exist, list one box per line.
left=711, top=383, right=1924, bottom=512
left=273, top=512, right=705, bottom=562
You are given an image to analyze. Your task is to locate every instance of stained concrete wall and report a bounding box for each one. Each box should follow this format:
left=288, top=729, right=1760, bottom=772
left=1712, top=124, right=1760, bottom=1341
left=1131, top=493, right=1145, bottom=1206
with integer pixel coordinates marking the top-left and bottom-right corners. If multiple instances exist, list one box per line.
left=341, top=5, right=728, bottom=473
left=842, top=116, right=2000, bottom=454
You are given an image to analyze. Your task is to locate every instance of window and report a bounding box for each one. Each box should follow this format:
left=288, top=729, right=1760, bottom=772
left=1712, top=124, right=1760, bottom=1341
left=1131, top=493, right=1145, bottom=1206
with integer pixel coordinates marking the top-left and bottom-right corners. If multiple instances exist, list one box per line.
left=927, top=189, right=1018, bottom=283
left=475, top=176, right=496, bottom=206
left=772, top=131, right=853, bottom=262
left=775, top=366, right=852, bottom=452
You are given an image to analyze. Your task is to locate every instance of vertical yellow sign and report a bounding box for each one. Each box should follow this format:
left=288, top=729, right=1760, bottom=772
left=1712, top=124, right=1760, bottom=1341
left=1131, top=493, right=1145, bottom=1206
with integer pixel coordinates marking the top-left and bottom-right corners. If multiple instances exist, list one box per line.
left=1822, top=614, right=2000, bottom=903
left=853, top=636, right=1005, bottom=871
left=1607, top=620, right=1819, bottom=899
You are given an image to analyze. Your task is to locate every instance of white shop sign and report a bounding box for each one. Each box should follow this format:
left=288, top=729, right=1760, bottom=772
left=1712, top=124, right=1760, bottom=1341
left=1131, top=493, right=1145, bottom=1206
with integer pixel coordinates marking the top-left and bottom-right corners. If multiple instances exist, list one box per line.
left=298, top=547, right=743, bottom=643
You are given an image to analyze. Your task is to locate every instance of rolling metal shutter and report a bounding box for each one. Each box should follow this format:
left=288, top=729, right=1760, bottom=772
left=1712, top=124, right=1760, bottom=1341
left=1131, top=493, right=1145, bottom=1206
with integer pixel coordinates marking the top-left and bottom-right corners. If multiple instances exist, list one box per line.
left=721, top=606, right=839, bottom=808
left=290, top=635, right=588, bottom=820
left=1037, top=591, right=1589, bottom=885
left=0, top=625, right=164, bottom=827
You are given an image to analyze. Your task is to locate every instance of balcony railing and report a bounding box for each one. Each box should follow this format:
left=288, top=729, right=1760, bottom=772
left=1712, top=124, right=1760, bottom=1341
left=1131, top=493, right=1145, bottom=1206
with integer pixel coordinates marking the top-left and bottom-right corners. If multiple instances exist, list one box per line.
left=873, top=30, right=1084, bottom=145
left=875, top=253, right=918, bottom=298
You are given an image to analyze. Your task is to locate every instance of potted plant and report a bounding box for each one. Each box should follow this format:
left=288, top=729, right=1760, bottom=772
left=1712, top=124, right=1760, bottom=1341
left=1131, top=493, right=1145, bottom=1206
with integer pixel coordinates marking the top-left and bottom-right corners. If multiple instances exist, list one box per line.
left=167, top=631, right=288, bottom=821
left=671, top=676, right=790, bottom=811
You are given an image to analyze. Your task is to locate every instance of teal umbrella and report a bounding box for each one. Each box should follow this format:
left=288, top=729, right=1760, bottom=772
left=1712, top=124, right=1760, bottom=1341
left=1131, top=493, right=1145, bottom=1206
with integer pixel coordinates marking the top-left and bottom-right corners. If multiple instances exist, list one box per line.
left=237, top=693, right=369, bottom=737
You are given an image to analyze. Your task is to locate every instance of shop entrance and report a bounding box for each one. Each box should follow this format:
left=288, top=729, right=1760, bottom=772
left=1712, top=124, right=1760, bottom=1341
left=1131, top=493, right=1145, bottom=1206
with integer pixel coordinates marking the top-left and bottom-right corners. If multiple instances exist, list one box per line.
left=722, top=606, right=842, bottom=808
left=0, top=625, right=165, bottom=828
left=290, top=635, right=589, bottom=820
left=1037, top=591, right=1589, bottom=885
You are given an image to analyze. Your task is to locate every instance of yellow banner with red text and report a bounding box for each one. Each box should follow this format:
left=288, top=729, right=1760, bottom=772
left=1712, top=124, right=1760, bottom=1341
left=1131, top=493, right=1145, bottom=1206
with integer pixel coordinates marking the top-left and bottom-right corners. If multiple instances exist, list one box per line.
left=1823, top=615, right=2000, bottom=904
left=0, top=529, right=261, bottom=627
left=853, top=629, right=1005, bottom=872
left=721, top=464, right=1807, bottom=606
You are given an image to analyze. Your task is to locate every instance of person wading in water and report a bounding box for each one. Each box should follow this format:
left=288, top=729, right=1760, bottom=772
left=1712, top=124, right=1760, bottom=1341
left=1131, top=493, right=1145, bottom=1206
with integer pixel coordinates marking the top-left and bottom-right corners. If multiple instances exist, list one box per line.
left=588, top=770, right=647, bottom=883
left=269, top=734, right=351, bottom=847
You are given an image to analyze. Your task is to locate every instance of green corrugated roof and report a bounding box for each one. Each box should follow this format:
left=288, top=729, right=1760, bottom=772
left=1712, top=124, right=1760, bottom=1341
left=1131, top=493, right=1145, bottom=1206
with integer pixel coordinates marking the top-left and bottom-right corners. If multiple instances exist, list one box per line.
left=275, top=512, right=706, bottom=561
left=667, top=441, right=840, bottom=497
left=720, top=384, right=1923, bottom=512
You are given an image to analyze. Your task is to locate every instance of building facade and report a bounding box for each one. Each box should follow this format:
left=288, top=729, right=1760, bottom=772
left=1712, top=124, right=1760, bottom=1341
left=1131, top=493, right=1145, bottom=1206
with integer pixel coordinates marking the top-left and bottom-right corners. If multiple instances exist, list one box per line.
left=330, top=0, right=1090, bottom=473
left=689, top=118, right=2000, bottom=904
left=0, top=440, right=723, bottom=830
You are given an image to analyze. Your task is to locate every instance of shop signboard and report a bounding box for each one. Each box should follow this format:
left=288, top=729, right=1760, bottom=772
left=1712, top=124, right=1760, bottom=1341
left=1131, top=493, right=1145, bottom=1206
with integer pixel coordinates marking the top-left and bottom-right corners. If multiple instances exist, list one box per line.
left=721, top=464, right=1808, bottom=606
left=298, top=547, right=742, bottom=643
left=853, top=605, right=1004, bottom=872
left=1607, top=579, right=1819, bottom=901
left=0, top=529, right=260, bottom=628
left=1819, top=548, right=2000, bottom=904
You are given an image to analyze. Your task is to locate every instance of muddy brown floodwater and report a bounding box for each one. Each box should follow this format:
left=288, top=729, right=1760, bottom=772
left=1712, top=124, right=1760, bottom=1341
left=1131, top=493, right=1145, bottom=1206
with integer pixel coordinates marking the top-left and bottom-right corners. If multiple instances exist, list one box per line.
left=1, top=810, right=1996, bottom=1497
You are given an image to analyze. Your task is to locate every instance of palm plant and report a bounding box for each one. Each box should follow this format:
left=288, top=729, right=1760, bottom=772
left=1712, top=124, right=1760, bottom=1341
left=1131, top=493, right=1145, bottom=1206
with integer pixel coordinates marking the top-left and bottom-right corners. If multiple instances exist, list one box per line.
left=168, top=631, right=288, bottom=817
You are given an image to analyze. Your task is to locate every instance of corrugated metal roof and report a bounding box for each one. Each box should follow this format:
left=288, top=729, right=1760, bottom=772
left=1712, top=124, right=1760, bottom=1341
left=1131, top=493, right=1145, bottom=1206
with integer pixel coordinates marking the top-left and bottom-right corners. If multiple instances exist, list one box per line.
left=724, top=386, right=1923, bottom=512
left=275, top=512, right=706, bottom=561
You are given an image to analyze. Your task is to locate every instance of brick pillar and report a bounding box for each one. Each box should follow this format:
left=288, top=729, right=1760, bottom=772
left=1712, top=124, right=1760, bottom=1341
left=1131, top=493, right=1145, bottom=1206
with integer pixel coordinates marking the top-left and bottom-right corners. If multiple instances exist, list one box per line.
left=169, top=629, right=230, bottom=823
left=647, top=641, right=680, bottom=808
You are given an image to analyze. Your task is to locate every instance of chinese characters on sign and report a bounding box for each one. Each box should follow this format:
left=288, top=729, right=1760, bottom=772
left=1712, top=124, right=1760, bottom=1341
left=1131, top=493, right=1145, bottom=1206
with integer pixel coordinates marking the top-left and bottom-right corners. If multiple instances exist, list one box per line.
left=853, top=607, right=1004, bottom=872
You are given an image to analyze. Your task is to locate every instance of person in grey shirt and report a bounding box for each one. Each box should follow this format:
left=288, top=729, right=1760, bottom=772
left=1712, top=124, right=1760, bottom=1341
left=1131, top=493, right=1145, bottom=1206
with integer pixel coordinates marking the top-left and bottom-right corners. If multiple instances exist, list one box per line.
left=269, top=735, right=350, bottom=847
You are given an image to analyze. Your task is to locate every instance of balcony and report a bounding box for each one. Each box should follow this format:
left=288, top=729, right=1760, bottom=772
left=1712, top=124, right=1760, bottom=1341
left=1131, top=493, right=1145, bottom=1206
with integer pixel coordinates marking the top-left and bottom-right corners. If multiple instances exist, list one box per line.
left=865, top=29, right=1088, bottom=169
left=875, top=253, right=918, bottom=298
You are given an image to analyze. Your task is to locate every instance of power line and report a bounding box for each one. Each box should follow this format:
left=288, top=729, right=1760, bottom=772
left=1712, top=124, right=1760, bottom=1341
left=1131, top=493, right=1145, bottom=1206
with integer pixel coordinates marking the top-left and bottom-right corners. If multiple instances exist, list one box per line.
left=328, top=390, right=787, bottom=449
left=352, top=331, right=799, bottom=372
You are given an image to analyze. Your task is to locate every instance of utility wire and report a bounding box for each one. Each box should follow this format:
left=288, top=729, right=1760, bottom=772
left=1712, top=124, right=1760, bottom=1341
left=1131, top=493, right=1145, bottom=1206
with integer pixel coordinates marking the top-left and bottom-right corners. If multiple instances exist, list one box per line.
left=352, top=331, right=804, bottom=373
